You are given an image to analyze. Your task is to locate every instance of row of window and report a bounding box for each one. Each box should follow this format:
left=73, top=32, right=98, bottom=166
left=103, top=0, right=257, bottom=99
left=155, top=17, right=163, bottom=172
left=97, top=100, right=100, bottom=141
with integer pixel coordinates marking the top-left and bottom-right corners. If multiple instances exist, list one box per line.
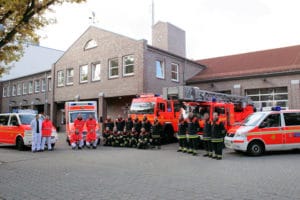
left=155, top=60, right=179, bottom=82
left=57, top=55, right=134, bottom=86
left=2, top=78, right=51, bottom=98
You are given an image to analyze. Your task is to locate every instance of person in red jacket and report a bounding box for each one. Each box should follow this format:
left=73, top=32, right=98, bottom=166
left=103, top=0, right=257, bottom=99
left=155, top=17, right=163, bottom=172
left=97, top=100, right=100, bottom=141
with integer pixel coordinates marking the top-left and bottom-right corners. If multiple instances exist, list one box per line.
left=71, top=114, right=85, bottom=150
left=41, top=115, right=53, bottom=151
left=86, top=114, right=98, bottom=149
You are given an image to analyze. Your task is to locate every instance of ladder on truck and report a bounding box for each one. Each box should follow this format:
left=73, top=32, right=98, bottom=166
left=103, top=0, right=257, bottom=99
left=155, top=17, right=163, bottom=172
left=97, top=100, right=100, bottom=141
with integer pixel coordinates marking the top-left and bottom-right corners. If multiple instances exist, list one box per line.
left=162, top=86, right=252, bottom=104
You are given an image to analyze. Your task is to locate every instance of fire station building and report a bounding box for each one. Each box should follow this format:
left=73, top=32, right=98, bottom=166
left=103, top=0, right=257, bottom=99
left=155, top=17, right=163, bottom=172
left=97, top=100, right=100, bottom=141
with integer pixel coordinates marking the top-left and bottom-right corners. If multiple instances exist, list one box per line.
left=187, top=45, right=300, bottom=111
left=0, top=45, right=63, bottom=115
left=51, top=22, right=205, bottom=129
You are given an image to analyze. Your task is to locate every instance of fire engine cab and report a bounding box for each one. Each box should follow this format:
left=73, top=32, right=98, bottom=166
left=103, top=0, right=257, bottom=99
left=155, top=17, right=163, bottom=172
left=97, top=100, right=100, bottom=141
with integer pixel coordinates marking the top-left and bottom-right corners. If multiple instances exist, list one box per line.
left=225, top=108, right=300, bottom=156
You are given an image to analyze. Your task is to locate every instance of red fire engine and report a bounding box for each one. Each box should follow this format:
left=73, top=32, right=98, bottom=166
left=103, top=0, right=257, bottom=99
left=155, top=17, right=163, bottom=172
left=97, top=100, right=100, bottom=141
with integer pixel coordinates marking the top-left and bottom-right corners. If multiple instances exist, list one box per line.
left=129, top=86, right=254, bottom=141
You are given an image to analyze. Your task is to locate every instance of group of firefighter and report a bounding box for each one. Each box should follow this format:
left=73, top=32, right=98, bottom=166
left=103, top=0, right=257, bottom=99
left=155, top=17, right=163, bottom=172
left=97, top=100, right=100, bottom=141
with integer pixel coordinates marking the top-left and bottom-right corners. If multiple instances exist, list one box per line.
left=102, top=115, right=162, bottom=149
left=70, top=111, right=227, bottom=159
left=178, top=111, right=226, bottom=160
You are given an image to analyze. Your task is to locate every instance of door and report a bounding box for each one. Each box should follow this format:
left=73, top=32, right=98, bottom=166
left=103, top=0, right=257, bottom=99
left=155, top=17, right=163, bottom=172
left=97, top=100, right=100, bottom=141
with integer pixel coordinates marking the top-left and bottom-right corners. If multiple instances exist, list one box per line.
left=7, top=115, right=21, bottom=144
left=283, top=112, right=300, bottom=148
left=258, top=113, right=283, bottom=149
left=0, top=115, right=10, bottom=143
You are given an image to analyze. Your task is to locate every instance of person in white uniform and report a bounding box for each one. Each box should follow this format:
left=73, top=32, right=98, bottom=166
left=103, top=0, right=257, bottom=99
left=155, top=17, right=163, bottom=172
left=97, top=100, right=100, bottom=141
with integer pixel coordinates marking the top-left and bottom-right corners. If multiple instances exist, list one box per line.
left=30, top=114, right=43, bottom=152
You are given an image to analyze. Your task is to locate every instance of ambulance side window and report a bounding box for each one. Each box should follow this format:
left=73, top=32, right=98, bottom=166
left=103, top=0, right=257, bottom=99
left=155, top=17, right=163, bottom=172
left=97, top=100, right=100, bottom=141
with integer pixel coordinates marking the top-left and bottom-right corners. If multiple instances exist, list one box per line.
left=9, top=115, right=19, bottom=126
left=0, top=115, right=9, bottom=126
left=284, top=113, right=300, bottom=126
left=261, top=114, right=281, bottom=128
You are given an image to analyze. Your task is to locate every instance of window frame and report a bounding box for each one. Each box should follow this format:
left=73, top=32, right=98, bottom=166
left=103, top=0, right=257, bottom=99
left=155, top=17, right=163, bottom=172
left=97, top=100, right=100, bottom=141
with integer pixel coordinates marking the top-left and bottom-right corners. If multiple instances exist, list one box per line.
left=171, top=63, right=179, bottom=82
left=48, top=77, right=52, bottom=91
left=6, top=86, right=10, bottom=97
left=123, top=55, right=134, bottom=76
left=28, top=81, right=33, bottom=94
left=22, top=82, right=27, bottom=95
left=155, top=60, right=165, bottom=79
left=108, top=58, right=119, bottom=79
left=57, top=70, right=65, bottom=87
left=34, top=80, right=40, bottom=93
left=2, top=87, right=7, bottom=97
left=91, top=63, right=101, bottom=82
left=12, top=85, right=16, bottom=96
left=66, top=68, right=74, bottom=85
left=41, top=79, right=46, bottom=92
left=79, top=65, right=89, bottom=83
left=17, top=83, right=22, bottom=96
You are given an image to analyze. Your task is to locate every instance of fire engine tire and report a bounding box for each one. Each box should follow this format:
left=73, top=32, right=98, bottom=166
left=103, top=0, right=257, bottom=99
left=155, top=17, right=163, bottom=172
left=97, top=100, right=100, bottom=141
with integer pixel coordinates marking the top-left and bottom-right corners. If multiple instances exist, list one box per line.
left=247, top=141, right=264, bottom=156
left=16, top=137, right=25, bottom=151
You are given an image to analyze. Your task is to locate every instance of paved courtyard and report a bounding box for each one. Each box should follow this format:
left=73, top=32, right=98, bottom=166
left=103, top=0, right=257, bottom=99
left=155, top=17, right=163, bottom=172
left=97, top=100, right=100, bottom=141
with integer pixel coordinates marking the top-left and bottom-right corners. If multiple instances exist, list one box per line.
left=0, top=133, right=300, bottom=200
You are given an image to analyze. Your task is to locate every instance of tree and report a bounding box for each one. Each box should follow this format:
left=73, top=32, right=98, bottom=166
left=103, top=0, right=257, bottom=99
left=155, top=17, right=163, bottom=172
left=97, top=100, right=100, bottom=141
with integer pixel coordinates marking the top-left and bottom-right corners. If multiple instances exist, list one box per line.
left=0, top=0, right=85, bottom=76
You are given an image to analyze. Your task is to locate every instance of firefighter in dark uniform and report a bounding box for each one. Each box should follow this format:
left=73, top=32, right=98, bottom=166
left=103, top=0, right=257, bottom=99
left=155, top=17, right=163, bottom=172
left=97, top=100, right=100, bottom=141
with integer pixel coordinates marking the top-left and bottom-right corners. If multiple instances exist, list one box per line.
left=129, top=127, right=139, bottom=148
left=125, top=116, right=133, bottom=133
left=137, top=127, right=151, bottom=149
left=111, top=127, right=121, bottom=147
left=115, top=115, right=125, bottom=132
left=133, top=116, right=141, bottom=133
left=177, top=115, right=187, bottom=152
left=103, top=116, right=114, bottom=146
left=186, top=112, right=200, bottom=156
left=211, top=112, right=226, bottom=160
left=151, top=117, right=163, bottom=149
left=202, top=113, right=212, bottom=157
left=141, top=115, right=152, bottom=133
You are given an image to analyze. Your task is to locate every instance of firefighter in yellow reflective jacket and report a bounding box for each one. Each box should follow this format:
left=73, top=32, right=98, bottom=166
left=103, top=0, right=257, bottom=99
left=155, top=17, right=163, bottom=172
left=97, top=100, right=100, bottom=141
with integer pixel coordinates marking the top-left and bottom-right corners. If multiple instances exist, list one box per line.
left=211, top=112, right=226, bottom=160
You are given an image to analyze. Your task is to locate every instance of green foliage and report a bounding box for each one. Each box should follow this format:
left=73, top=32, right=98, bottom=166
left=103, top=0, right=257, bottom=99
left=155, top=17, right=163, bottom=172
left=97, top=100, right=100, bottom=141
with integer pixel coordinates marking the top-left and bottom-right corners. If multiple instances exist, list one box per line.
left=0, top=0, right=85, bottom=76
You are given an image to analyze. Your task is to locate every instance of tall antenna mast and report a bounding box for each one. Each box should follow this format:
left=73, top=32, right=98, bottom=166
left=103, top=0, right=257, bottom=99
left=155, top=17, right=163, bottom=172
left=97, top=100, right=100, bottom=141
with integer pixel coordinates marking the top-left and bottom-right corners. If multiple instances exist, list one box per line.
left=152, top=0, right=155, bottom=26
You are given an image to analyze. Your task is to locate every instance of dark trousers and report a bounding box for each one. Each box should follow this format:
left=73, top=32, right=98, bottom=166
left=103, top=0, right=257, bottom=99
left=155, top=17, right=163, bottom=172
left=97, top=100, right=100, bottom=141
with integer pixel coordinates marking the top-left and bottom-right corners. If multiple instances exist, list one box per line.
left=178, top=138, right=187, bottom=149
left=188, top=137, right=198, bottom=153
left=203, top=139, right=212, bottom=154
left=152, top=137, right=161, bottom=147
left=212, top=142, right=223, bottom=157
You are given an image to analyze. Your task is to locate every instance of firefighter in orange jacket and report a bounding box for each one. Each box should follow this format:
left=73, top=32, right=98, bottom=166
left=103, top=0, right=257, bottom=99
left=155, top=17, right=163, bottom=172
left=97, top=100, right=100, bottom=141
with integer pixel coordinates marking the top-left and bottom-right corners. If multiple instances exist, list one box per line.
left=41, top=115, right=53, bottom=151
left=71, top=114, right=85, bottom=150
left=86, top=114, right=98, bottom=149
left=211, top=112, right=226, bottom=160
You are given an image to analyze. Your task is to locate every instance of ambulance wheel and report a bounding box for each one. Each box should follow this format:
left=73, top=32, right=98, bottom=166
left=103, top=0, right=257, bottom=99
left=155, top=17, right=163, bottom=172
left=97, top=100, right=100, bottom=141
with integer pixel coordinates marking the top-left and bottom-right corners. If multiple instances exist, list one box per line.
left=16, top=137, right=25, bottom=151
left=247, top=141, right=264, bottom=156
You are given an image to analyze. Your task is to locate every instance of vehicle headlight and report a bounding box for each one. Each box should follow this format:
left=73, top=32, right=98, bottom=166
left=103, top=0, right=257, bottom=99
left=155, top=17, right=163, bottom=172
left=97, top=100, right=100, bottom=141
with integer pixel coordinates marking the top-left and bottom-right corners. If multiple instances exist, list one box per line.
left=24, top=130, right=32, bottom=137
left=235, top=130, right=246, bottom=138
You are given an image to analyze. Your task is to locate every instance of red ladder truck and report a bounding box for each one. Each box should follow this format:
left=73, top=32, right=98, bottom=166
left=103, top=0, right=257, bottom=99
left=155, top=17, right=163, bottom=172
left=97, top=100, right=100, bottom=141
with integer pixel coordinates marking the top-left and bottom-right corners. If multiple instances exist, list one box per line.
left=129, top=86, right=254, bottom=142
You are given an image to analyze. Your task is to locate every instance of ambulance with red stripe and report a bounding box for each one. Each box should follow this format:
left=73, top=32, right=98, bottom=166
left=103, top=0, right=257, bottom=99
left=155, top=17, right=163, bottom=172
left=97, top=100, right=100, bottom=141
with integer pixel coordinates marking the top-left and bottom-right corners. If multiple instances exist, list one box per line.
left=225, top=108, right=300, bottom=155
left=65, top=101, right=100, bottom=145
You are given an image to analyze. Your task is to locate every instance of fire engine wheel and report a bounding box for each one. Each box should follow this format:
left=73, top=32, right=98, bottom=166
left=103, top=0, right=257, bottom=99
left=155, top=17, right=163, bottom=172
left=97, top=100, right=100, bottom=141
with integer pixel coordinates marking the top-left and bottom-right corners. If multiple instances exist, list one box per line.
left=247, top=141, right=264, bottom=156
left=16, top=137, right=25, bottom=151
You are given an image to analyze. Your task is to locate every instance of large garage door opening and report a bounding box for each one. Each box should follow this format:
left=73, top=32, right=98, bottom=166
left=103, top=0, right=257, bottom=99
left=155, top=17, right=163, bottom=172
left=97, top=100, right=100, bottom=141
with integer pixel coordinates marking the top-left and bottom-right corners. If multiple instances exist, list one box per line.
left=245, top=87, right=288, bottom=111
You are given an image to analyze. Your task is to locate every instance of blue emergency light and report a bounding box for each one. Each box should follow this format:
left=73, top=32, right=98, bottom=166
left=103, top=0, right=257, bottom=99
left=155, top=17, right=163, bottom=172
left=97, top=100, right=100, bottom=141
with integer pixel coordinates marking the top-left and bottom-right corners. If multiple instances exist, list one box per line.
left=271, top=106, right=281, bottom=111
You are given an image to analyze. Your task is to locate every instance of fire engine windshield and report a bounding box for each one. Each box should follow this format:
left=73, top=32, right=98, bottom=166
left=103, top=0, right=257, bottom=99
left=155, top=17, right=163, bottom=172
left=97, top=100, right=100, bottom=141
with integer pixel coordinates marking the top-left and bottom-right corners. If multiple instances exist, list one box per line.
left=242, top=112, right=267, bottom=126
left=19, top=114, right=35, bottom=125
left=130, top=102, right=155, bottom=114
left=69, top=112, right=97, bottom=123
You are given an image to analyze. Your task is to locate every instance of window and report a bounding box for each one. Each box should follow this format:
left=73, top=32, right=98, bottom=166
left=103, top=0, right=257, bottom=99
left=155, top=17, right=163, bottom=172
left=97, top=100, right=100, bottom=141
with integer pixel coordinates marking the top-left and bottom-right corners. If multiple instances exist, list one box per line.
left=34, top=80, right=40, bottom=93
left=92, top=63, right=101, bottom=81
left=155, top=60, right=165, bottom=79
left=80, top=65, right=88, bottom=83
left=0, top=115, right=9, bottom=125
left=2, top=87, right=7, bottom=97
left=9, top=115, right=19, bottom=126
left=28, top=81, right=33, bottom=94
left=171, top=63, right=179, bottom=82
left=84, top=39, right=97, bottom=50
left=260, top=114, right=281, bottom=128
left=245, top=87, right=288, bottom=111
left=48, top=77, right=52, bottom=91
left=123, top=55, right=134, bottom=76
left=7, top=86, right=10, bottom=97
left=23, top=83, right=27, bottom=95
left=109, top=58, right=119, bottom=78
left=12, top=85, right=16, bottom=96
left=284, top=113, right=300, bottom=126
left=17, top=84, right=21, bottom=95
left=66, top=68, right=74, bottom=85
left=41, top=79, right=46, bottom=92
left=57, top=70, right=64, bottom=87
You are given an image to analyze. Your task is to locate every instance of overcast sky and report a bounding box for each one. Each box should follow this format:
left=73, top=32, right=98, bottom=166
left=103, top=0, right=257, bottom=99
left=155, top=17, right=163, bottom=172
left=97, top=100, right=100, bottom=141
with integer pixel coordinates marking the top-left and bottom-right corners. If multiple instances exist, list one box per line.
left=39, top=0, right=300, bottom=60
